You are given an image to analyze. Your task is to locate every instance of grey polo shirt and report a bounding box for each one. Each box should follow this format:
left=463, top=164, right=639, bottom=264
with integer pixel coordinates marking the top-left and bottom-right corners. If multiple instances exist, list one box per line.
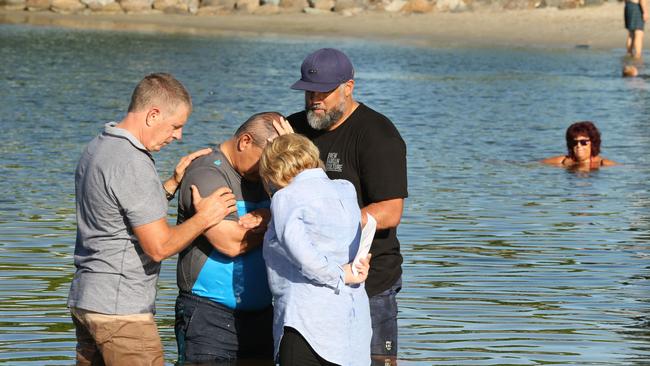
left=68, top=122, right=168, bottom=315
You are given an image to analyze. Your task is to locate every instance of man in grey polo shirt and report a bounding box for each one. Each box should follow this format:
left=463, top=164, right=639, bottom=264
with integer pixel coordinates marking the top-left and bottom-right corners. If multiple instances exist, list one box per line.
left=68, top=73, right=237, bottom=366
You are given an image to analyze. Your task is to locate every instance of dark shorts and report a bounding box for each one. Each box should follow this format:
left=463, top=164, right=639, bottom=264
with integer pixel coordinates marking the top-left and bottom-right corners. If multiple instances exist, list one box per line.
left=369, top=277, right=401, bottom=357
left=174, top=292, right=273, bottom=365
left=626, top=1, right=645, bottom=31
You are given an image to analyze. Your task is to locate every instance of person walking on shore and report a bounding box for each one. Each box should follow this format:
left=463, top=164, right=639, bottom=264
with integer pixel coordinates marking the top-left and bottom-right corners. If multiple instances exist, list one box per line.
left=625, top=0, right=649, bottom=58
left=286, top=48, right=408, bottom=365
left=68, top=73, right=237, bottom=366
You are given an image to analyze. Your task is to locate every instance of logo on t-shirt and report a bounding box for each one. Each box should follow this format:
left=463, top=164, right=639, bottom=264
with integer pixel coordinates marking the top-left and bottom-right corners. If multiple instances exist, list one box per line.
left=325, top=152, right=343, bottom=172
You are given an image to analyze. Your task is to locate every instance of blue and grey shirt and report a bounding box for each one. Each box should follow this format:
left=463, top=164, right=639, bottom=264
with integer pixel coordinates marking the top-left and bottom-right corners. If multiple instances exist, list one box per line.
left=176, top=149, right=271, bottom=311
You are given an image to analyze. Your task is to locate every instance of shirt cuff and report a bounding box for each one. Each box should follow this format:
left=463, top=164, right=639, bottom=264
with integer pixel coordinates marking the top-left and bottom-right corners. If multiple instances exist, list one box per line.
left=333, top=265, right=346, bottom=295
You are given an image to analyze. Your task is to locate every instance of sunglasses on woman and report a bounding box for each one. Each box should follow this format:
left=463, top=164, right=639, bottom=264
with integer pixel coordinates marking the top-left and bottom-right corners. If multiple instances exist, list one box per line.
left=572, top=139, right=590, bottom=146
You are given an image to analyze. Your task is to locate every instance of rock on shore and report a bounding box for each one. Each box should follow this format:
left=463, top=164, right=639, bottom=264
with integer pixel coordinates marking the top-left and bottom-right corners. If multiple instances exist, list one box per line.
left=0, top=0, right=609, bottom=16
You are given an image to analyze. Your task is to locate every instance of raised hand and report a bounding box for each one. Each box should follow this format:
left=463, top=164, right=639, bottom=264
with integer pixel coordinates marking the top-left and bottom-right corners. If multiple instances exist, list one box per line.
left=272, top=116, right=294, bottom=136
left=172, top=148, right=213, bottom=185
left=163, top=148, right=213, bottom=197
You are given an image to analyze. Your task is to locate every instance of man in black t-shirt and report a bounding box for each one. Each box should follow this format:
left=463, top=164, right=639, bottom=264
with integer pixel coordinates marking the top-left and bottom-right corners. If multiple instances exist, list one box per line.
left=286, top=48, right=408, bottom=364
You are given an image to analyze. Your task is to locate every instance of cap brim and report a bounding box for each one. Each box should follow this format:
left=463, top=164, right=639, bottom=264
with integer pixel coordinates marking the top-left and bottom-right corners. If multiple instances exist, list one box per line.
left=290, top=79, right=341, bottom=93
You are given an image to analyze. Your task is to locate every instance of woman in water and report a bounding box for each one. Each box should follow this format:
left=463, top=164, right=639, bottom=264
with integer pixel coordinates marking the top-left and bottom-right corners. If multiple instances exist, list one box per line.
left=542, top=121, right=617, bottom=169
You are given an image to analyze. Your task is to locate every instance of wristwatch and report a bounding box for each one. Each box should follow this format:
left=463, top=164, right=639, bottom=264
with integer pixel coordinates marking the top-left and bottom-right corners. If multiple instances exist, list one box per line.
left=164, top=186, right=176, bottom=201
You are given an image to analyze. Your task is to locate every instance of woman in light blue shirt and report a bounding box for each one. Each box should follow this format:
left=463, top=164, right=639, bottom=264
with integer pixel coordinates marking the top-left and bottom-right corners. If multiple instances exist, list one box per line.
left=259, top=133, right=372, bottom=366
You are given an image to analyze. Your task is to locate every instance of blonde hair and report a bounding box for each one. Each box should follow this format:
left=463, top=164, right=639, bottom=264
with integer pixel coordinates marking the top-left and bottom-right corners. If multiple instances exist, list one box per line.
left=259, top=134, right=324, bottom=188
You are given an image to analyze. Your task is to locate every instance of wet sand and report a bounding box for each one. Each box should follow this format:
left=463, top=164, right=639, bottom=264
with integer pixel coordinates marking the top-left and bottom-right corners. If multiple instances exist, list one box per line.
left=0, top=3, right=627, bottom=50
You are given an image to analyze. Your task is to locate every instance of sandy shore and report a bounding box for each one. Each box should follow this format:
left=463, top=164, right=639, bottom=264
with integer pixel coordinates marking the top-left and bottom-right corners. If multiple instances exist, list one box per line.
left=0, top=3, right=628, bottom=50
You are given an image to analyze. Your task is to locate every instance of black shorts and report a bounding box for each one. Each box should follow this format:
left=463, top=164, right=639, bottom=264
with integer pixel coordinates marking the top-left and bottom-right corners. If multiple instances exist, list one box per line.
left=174, top=292, right=273, bottom=364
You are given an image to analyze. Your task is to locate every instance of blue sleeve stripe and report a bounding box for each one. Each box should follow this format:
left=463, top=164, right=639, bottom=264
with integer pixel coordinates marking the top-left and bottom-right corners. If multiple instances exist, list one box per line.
left=236, top=200, right=271, bottom=217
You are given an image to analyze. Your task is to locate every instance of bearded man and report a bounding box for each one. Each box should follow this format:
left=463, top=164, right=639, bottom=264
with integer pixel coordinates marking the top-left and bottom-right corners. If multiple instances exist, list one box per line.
left=286, top=48, right=408, bottom=366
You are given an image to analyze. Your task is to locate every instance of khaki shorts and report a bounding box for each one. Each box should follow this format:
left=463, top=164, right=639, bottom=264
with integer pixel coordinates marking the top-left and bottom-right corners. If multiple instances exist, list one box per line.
left=70, top=307, right=164, bottom=366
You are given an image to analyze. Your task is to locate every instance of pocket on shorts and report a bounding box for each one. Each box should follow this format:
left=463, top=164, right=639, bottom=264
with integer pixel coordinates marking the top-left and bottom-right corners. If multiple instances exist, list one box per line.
left=93, top=318, right=125, bottom=345
left=95, top=316, right=161, bottom=352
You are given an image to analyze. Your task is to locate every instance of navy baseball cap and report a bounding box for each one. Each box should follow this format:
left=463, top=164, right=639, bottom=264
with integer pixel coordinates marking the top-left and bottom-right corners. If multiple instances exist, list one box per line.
left=291, top=48, right=354, bottom=92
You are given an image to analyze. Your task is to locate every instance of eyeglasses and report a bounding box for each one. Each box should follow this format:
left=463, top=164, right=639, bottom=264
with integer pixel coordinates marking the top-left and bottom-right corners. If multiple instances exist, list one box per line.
left=572, top=139, right=590, bottom=146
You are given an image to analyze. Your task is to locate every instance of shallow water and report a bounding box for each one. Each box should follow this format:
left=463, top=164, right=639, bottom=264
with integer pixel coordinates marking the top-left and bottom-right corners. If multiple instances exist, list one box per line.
left=1, top=25, right=649, bottom=365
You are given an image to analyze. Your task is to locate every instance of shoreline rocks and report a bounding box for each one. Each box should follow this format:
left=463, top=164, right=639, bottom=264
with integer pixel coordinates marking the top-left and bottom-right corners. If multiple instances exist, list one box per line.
left=0, top=0, right=611, bottom=15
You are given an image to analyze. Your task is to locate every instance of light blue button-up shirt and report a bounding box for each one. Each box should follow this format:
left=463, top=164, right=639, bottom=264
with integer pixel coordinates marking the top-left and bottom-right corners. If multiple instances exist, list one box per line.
left=263, top=168, right=371, bottom=366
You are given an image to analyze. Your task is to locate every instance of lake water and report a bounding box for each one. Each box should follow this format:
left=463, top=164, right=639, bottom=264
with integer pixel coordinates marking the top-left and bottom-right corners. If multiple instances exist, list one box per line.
left=1, top=24, right=649, bottom=365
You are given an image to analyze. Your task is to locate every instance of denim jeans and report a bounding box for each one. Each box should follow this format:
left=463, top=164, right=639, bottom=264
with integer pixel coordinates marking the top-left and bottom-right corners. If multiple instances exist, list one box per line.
left=174, top=292, right=273, bottom=365
left=369, top=277, right=401, bottom=356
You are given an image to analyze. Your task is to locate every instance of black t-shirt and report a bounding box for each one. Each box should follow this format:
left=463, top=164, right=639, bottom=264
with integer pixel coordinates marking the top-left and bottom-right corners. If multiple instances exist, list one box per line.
left=288, top=103, right=408, bottom=297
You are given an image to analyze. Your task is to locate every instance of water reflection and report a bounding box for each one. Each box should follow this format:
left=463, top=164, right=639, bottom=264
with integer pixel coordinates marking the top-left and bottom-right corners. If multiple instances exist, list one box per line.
left=1, top=24, right=650, bottom=365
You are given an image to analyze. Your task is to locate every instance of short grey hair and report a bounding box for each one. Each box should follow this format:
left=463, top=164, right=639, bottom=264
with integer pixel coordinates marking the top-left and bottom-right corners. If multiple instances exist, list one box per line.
left=234, top=112, right=283, bottom=148
left=128, top=73, right=192, bottom=114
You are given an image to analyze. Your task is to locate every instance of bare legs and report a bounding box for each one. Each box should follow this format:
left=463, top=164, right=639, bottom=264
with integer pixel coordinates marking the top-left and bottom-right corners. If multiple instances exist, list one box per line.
left=635, top=29, right=644, bottom=58
left=627, top=31, right=634, bottom=56
left=627, top=30, right=645, bottom=59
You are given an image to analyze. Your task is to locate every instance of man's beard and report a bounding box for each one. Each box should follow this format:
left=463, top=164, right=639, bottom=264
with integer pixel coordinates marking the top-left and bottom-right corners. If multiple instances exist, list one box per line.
left=306, top=101, right=345, bottom=130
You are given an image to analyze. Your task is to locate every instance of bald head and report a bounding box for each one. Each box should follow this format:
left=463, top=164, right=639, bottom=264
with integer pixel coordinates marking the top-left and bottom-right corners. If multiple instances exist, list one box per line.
left=222, top=112, right=284, bottom=181
left=234, top=112, right=282, bottom=148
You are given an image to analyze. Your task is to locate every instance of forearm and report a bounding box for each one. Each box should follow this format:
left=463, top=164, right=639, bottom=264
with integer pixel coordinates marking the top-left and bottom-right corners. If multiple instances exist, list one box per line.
left=162, top=177, right=179, bottom=198
left=601, top=158, right=618, bottom=167
left=274, top=200, right=345, bottom=290
left=204, top=222, right=264, bottom=257
left=361, top=198, right=404, bottom=230
left=282, top=229, right=345, bottom=289
left=139, top=215, right=209, bottom=262
left=541, top=156, right=564, bottom=165
left=300, top=254, right=345, bottom=286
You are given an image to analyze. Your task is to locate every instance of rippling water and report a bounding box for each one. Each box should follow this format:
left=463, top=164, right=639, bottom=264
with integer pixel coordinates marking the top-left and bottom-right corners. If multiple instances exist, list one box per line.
left=1, top=24, right=649, bottom=365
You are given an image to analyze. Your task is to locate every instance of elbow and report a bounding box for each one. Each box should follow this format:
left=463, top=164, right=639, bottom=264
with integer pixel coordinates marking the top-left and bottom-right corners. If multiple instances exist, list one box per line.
left=210, top=241, right=244, bottom=258
left=380, top=213, right=402, bottom=229
left=145, top=249, right=167, bottom=263
left=151, top=255, right=165, bottom=263
left=142, top=243, right=173, bottom=263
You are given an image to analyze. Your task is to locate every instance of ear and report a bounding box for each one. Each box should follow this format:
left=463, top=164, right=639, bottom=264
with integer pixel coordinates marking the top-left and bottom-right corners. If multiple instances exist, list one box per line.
left=237, top=133, right=254, bottom=151
left=145, top=107, right=161, bottom=127
left=344, top=80, right=355, bottom=98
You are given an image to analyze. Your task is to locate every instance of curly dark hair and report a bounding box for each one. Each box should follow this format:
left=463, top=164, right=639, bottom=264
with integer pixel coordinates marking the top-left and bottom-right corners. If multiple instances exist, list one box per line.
left=565, top=121, right=601, bottom=159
